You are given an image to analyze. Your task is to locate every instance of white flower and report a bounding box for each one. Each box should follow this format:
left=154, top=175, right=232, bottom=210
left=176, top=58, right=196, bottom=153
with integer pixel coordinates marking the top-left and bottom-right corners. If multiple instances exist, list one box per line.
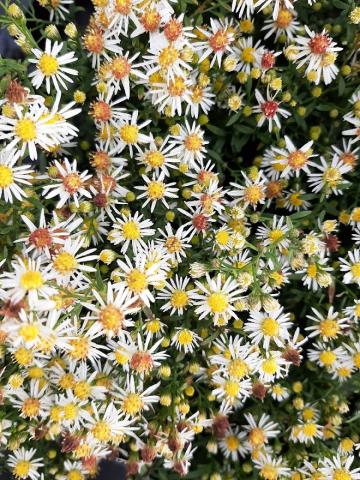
left=307, top=156, right=351, bottom=197
left=114, top=375, right=160, bottom=417
left=340, top=249, right=360, bottom=285
left=110, top=211, right=155, bottom=254
left=244, top=308, right=292, bottom=350
left=29, top=39, right=78, bottom=93
left=0, top=148, right=33, bottom=203
left=7, top=448, right=44, bottom=480
left=253, top=89, right=290, bottom=131
left=135, top=171, right=178, bottom=212
left=157, top=275, right=195, bottom=315
left=319, top=455, right=360, bottom=480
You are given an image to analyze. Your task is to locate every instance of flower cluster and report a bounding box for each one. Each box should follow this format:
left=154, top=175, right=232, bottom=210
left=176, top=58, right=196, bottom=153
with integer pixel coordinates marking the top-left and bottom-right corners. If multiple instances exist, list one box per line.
left=0, top=0, right=359, bottom=478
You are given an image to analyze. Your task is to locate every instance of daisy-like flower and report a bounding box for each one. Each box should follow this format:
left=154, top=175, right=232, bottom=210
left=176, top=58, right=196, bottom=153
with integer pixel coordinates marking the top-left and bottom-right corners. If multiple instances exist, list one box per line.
left=136, top=135, right=179, bottom=176
left=84, top=282, right=140, bottom=337
left=149, top=75, right=192, bottom=117
left=67, top=317, right=108, bottom=363
left=284, top=188, right=310, bottom=212
left=212, top=373, right=252, bottom=408
left=270, top=384, right=290, bottom=401
left=50, top=237, right=98, bottom=286
left=272, top=136, right=315, bottom=178
left=298, top=258, right=333, bottom=291
left=144, top=42, right=192, bottom=83
left=243, top=413, right=280, bottom=450
left=258, top=351, right=290, bottom=382
left=17, top=210, right=82, bottom=258
left=114, top=375, right=160, bottom=417
left=107, top=52, right=147, bottom=98
left=29, top=39, right=78, bottom=93
left=253, top=89, right=290, bottom=132
left=306, top=307, right=346, bottom=342
left=294, top=27, right=343, bottom=85
left=319, top=455, right=360, bottom=480
left=307, top=156, right=351, bottom=197
left=232, top=0, right=255, bottom=18
left=253, top=453, right=291, bottom=478
left=42, top=158, right=92, bottom=208
left=110, top=211, right=155, bottom=254
left=193, top=273, right=243, bottom=326
left=116, top=254, right=166, bottom=307
left=135, top=171, right=178, bottom=212
left=256, top=216, right=289, bottom=249
left=116, top=110, right=151, bottom=157
left=157, top=275, right=194, bottom=315
left=0, top=255, right=56, bottom=308
left=196, top=18, right=235, bottom=67
left=117, top=332, right=168, bottom=376
left=219, top=427, right=248, bottom=461
left=171, top=327, right=201, bottom=353
left=187, top=179, right=227, bottom=215
left=340, top=249, right=360, bottom=286
left=0, top=95, right=79, bottom=160
left=82, top=23, right=123, bottom=69
left=169, top=121, right=208, bottom=167
left=244, top=308, right=292, bottom=350
left=7, top=380, right=51, bottom=420
left=0, top=148, right=33, bottom=203
left=7, top=448, right=44, bottom=480
left=229, top=171, right=267, bottom=209
left=234, top=37, right=262, bottom=74
left=307, top=342, right=348, bottom=371
left=89, top=88, right=130, bottom=131
left=342, top=116, right=360, bottom=144
left=262, top=8, right=300, bottom=41
left=157, top=224, right=191, bottom=263
left=332, top=139, right=359, bottom=170
left=85, top=402, right=138, bottom=444
left=186, top=82, right=215, bottom=118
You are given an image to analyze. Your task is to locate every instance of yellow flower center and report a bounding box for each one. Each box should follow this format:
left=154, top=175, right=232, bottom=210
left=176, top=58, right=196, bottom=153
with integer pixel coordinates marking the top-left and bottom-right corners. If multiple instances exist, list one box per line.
left=145, top=151, right=165, bottom=168
left=68, top=471, right=84, bottom=480
left=177, top=329, right=193, bottom=345
left=261, top=317, right=280, bottom=337
left=302, top=422, right=317, bottom=437
left=99, top=305, right=124, bottom=332
left=53, top=252, right=78, bottom=274
left=126, top=268, right=148, bottom=293
left=323, top=167, right=341, bottom=187
left=114, top=349, right=129, bottom=364
left=228, top=359, right=249, bottom=378
left=351, top=263, right=360, bottom=278
left=244, top=185, right=264, bottom=204
left=184, top=133, right=203, bottom=151
left=333, top=470, right=351, bottom=480
left=74, top=381, right=91, bottom=400
left=69, top=337, right=90, bottom=360
left=248, top=427, right=266, bottom=447
left=224, top=380, right=240, bottom=398
left=92, top=420, right=112, bottom=441
left=158, top=45, right=178, bottom=68
left=215, top=230, right=230, bottom=246
left=14, top=347, right=33, bottom=366
left=119, top=124, right=139, bottom=144
left=59, top=373, right=75, bottom=390
left=122, top=393, right=143, bottom=415
left=22, top=398, right=40, bottom=418
left=168, top=76, right=186, bottom=96
left=354, top=352, right=360, bottom=368
left=262, top=358, right=277, bottom=375
left=122, top=220, right=141, bottom=240
left=15, top=118, right=37, bottom=141
left=268, top=229, right=284, bottom=243
left=145, top=319, right=161, bottom=334
left=319, top=319, right=339, bottom=338
left=145, top=181, right=166, bottom=201
left=20, top=271, right=44, bottom=290
left=38, top=53, right=59, bottom=75
left=165, top=236, right=182, bottom=253
left=13, top=461, right=30, bottom=479
left=276, top=9, right=293, bottom=28
left=319, top=350, right=336, bottom=366
left=303, top=408, right=315, bottom=421
left=0, top=165, right=14, bottom=188
left=241, top=47, right=255, bottom=63
left=63, top=402, right=78, bottom=420
left=19, top=324, right=39, bottom=342
left=226, top=435, right=239, bottom=451
left=170, top=290, right=189, bottom=308
left=207, top=292, right=228, bottom=314
left=260, top=465, right=278, bottom=480
left=307, top=264, right=317, bottom=278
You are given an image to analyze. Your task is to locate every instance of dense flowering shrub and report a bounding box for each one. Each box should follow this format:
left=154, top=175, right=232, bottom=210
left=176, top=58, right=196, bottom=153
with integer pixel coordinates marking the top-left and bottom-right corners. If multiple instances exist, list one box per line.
left=0, top=0, right=360, bottom=478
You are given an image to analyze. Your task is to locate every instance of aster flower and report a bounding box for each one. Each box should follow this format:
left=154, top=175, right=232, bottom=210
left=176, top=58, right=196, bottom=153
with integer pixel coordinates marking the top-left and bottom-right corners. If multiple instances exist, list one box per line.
left=0, top=148, right=34, bottom=203
left=29, top=39, right=78, bottom=94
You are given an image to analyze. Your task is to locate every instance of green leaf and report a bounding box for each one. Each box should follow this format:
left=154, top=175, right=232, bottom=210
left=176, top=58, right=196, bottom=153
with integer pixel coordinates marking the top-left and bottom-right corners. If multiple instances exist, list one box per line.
left=289, top=210, right=312, bottom=220
left=206, top=124, right=227, bottom=136
left=226, top=112, right=241, bottom=126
